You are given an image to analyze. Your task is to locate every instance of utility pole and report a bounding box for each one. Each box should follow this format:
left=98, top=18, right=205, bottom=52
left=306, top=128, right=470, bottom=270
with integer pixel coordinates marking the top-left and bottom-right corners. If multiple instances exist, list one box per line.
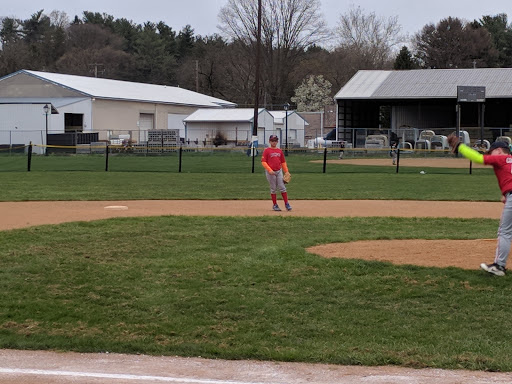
left=89, top=63, right=104, bottom=78
left=195, top=60, right=199, bottom=92
left=251, top=0, right=262, bottom=173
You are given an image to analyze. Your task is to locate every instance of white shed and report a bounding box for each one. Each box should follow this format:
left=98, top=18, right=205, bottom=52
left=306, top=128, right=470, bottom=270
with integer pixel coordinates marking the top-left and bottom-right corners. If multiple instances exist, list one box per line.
left=268, top=110, right=308, bottom=147
left=183, top=108, right=275, bottom=147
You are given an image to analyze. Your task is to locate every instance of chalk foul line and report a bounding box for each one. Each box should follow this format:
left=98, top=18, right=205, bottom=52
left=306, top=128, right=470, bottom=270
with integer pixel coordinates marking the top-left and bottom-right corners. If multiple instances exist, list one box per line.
left=0, top=368, right=281, bottom=384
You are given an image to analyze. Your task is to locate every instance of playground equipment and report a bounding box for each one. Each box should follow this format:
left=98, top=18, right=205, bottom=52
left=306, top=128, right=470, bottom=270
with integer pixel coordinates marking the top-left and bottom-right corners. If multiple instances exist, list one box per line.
left=457, top=130, right=471, bottom=145
left=415, top=130, right=435, bottom=151
left=473, top=139, right=490, bottom=151
left=431, top=134, right=449, bottom=150
left=450, top=130, right=470, bottom=145
left=398, top=141, right=414, bottom=153
left=364, top=134, right=389, bottom=149
left=496, top=136, right=512, bottom=145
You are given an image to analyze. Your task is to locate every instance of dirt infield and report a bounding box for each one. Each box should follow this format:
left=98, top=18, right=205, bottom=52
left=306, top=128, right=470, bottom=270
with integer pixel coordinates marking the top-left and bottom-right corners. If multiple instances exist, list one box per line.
left=0, top=199, right=503, bottom=271
left=1, top=198, right=509, bottom=383
left=308, top=238, right=498, bottom=270
left=325, top=156, right=486, bottom=168
left=0, top=199, right=503, bottom=231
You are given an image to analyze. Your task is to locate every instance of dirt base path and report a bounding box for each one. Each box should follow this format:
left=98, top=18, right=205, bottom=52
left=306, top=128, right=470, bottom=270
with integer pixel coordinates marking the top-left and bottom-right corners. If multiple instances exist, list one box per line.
left=0, top=199, right=503, bottom=231
left=325, top=157, right=487, bottom=168
left=1, top=199, right=510, bottom=383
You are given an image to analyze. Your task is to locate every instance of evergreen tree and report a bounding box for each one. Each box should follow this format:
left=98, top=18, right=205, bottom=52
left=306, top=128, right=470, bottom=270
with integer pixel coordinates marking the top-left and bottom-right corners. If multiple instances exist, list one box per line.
left=476, top=14, right=512, bottom=67
left=393, top=46, right=418, bottom=69
left=133, top=22, right=177, bottom=84
left=177, top=25, right=195, bottom=61
left=414, top=17, right=497, bottom=68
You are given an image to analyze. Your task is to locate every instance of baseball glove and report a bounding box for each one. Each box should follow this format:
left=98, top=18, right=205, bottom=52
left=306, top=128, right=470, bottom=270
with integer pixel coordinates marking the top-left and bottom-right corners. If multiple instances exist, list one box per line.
left=447, top=134, right=460, bottom=153
left=283, top=171, right=291, bottom=184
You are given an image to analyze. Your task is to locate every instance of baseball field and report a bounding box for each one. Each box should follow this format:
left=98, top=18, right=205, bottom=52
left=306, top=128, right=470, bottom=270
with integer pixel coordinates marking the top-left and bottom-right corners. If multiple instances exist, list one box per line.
left=1, top=155, right=512, bottom=382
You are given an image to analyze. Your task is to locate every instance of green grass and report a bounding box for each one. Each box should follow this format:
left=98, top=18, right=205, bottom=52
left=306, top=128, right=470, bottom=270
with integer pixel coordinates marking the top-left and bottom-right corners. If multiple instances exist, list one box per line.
left=0, top=150, right=499, bottom=201
left=0, top=169, right=501, bottom=202
left=1, top=149, right=485, bottom=174
left=1, top=155, right=510, bottom=371
left=1, top=216, right=509, bottom=370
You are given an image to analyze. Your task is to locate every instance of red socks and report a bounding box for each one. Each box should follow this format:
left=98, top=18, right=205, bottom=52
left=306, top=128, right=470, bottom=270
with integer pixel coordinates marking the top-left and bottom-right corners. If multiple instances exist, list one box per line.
left=271, top=193, right=288, bottom=204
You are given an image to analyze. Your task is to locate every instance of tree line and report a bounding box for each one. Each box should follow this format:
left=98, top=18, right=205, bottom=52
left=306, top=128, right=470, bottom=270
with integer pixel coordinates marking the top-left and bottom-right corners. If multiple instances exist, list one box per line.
left=1, top=0, right=512, bottom=111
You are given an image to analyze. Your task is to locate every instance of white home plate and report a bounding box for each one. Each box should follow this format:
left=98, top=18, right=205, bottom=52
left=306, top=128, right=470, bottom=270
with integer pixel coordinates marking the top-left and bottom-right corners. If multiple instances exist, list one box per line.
left=104, top=205, right=128, bottom=210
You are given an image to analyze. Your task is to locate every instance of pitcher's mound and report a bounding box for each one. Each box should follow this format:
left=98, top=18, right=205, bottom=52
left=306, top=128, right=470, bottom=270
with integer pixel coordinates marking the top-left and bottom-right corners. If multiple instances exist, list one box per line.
left=307, top=239, right=497, bottom=270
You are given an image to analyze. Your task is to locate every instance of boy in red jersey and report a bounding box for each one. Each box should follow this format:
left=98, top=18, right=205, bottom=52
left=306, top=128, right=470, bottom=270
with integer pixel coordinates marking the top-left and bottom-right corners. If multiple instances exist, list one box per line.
left=449, top=135, right=512, bottom=276
left=261, top=135, right=292, bottom=211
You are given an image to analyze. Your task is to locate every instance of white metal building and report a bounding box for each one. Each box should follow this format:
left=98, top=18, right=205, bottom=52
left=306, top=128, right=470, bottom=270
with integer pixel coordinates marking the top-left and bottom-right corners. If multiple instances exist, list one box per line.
left=183, top=108, right=275, bottom=147
left=0, top=69, right=236, bottom=153
left=268, top=110, right=307, bottom=147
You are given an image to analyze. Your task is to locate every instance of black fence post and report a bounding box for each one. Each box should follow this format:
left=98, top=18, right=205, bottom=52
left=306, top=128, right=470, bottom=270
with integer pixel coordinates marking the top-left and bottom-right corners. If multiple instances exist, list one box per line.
left=251, top=149, right=255, bottom=173
left=469, top=161, right=472, bottom=175
left=105, top=145, right=109, bottom=171
left=323, top=147, right=327, bottom=173
left=27, top=143, right=32, bottom=172
left=179, top=146, right=182, bottom=173
left=396, top=148, right=400, bottom=173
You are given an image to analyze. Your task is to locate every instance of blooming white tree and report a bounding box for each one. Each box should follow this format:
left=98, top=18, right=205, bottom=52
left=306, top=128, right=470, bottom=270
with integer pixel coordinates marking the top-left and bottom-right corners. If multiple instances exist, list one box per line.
left=291, top=75, right=332, bottom=112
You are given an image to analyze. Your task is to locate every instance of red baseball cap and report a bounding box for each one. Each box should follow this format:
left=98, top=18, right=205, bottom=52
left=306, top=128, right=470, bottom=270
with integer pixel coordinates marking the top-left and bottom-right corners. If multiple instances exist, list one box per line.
left=269, top=135, right=278, bottom=141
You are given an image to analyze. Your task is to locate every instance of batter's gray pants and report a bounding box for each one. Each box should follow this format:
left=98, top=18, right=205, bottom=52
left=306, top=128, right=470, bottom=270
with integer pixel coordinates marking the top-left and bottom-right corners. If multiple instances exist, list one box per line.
left=495, top=193, right=512, bottom=267
left=265, top=169, right=287, bottom=194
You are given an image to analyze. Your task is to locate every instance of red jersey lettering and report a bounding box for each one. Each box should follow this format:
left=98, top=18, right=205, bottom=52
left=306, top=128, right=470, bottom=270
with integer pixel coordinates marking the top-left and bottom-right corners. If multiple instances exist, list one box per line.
left=262, top=147, right=285, bottom=171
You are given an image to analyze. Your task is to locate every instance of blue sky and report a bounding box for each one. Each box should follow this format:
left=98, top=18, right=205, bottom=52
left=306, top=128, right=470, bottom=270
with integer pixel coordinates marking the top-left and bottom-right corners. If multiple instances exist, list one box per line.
left=2, top=0, right=511, bottom=38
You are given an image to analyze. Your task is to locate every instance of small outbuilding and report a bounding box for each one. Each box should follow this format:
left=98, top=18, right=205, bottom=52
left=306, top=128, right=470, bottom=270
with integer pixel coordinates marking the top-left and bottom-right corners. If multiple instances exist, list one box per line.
left=183, top=108, right=275, bottom=147
left=268, top=110, right=308, bottom=147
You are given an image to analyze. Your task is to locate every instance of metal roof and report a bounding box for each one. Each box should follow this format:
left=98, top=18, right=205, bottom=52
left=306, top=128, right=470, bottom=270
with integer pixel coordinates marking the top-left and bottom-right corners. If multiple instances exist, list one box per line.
left=335, top=68, right=512, bottom=100
left=0, top=100, right=60, bottom=113
left=4, top=70, right=236, bottom=108
left=184, top=108, right=268, bottom=122
left=268, top=110, right=309, bottom=125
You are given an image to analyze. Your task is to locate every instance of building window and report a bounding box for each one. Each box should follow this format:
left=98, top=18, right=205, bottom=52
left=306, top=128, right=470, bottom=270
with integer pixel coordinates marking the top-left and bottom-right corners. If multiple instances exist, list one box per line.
left=65, top=113, right=84, bottom=132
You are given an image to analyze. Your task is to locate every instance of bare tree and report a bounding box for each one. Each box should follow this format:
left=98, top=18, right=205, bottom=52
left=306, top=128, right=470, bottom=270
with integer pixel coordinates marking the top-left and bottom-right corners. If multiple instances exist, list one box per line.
left=48, top=10, right=70, bottom=29
left=218, top=0, right=330, bottom=106
left=56, top=46, right=135, bottom=79
left=334, top=6, right=405, bottom=68
left=58, top=23, right=136, bottom=80
left=220, top=0, right=329, bottom=51
left=67, top=23, right=125, bottom=50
